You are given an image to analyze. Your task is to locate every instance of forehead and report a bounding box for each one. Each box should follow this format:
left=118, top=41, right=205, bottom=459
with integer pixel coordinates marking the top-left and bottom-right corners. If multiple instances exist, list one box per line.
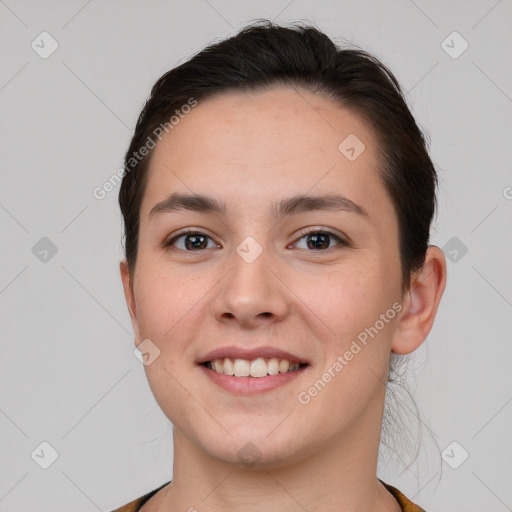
left=140, top=86, right=393, bottom=225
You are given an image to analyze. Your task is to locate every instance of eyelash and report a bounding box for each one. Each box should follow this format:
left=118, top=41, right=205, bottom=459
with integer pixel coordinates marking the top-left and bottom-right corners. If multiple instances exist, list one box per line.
left=164, top=227, right=350, bottom=252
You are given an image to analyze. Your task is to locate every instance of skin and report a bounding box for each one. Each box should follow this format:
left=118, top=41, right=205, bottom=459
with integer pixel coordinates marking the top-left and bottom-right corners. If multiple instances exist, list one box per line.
left=120, top=86, right=447, bottom=511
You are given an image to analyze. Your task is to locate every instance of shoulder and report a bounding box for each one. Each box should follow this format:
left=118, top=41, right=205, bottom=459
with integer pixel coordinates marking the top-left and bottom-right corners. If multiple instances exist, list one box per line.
left=380, top=480, right=427, bottom=512
left=110, top=481, right=171, bottom=512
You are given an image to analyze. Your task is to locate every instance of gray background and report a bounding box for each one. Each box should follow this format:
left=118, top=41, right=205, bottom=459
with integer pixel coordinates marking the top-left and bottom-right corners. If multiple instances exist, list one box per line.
left=1, top=0, right=511, bottom=510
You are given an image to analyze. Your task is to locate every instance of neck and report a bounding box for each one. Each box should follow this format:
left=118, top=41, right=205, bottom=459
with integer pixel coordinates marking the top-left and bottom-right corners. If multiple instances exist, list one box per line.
left=161, top=406, right=400, bottom=512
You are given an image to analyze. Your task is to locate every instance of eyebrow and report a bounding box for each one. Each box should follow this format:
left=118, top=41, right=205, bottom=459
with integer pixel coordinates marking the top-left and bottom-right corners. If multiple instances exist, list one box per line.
left=148, top=192, right=369, bottom=220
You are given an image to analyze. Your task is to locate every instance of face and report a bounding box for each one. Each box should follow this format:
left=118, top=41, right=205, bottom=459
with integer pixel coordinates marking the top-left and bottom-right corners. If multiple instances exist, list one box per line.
left=122, top=87, right=409, bottom=467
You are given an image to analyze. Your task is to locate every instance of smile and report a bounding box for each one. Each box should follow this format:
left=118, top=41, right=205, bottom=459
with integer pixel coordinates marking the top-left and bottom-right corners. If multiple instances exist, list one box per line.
left=199, top=359, right=309, bottom=394
left=203, top=357, right=307, bottom=378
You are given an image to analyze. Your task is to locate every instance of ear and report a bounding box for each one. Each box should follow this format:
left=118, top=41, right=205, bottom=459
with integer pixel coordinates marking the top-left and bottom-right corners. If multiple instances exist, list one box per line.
left=120, top=259, right=142, bottom=344
left=391, top=245, right=447, bottom=355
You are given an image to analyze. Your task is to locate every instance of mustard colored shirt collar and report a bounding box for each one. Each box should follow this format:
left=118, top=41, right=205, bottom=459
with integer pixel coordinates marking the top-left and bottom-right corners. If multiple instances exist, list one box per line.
left=111, top=479, right=426, bottom=512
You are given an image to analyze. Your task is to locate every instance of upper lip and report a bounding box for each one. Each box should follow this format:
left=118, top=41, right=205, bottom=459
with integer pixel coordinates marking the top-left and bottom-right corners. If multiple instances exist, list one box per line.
left=197, top=346, right=310, bottom=365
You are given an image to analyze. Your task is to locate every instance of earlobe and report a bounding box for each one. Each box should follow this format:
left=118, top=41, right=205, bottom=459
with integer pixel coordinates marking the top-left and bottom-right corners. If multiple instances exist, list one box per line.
left=391, top=246, right=447, bottom=355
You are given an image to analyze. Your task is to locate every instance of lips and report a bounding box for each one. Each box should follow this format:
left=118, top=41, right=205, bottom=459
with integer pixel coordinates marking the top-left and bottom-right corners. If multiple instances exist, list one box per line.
left=196, top=346, right=310, bottom=365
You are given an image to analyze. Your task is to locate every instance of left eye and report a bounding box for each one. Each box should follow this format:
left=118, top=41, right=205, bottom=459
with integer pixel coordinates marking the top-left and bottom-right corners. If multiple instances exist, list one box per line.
left=292, top=230, right=346, bottom=250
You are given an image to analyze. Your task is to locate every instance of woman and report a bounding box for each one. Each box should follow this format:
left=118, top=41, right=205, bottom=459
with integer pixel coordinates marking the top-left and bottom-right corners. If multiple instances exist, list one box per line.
left=113, top=19, right=447, bottom=512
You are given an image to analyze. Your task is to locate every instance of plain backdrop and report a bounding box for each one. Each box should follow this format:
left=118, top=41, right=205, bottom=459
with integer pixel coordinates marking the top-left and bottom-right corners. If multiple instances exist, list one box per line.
left=1, top=1, right=511, bottom=511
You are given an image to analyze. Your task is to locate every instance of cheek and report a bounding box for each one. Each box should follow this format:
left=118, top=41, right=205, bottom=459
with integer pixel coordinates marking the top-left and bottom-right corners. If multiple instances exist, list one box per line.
left=133, top=264, right=212, bottom=425
left=293, top=258, right=395, bottom=349
left=133, top=259, right=216, bottom=341
left=294, top=263, right=398, bottom=425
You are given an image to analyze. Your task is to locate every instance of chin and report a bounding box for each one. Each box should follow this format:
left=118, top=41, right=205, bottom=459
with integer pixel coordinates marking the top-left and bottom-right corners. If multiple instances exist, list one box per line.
left=195, top=427, right=309, bottom=469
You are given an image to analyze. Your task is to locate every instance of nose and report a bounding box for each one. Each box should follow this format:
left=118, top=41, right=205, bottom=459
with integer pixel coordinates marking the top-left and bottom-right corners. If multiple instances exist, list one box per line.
left=212, top=242, right=289, bottom=329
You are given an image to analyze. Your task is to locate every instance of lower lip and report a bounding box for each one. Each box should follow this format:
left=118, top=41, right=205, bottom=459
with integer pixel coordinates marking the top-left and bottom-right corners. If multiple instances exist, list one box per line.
left=198, top=364, right=308, bottom=394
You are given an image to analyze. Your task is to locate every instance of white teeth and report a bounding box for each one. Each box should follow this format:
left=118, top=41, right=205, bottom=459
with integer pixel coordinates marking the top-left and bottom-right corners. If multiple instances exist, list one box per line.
left=233, top=358, right=250, bottom=377
left=223, top=357, right=234, bottom=376
left=250, top=357, right=268, bottom=377
left=208, top=357, right=303, bottom=377
left=267, top=357, right=279, bottom=375
left=279, top=359, right=290, bottom=373
left=213, top=359, right=224, bottom=374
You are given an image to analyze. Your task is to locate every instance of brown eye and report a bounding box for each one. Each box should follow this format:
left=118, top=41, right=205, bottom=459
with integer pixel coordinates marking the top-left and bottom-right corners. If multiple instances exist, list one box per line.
left=166, top=231, right=220, bottom=251
left=293, top=230, right=348, bottom=251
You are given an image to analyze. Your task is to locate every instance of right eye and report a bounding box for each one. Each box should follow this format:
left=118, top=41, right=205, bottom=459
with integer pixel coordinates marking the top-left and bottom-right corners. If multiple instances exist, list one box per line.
left=165, top=229, right=221, bottom=251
